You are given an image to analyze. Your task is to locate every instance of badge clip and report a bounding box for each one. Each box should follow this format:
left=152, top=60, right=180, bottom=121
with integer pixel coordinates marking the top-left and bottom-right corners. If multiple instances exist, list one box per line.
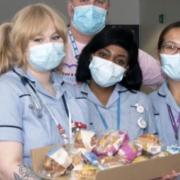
left=137, top=117, right=147, bottom=129
left=135, top=103, right=144, bottom=113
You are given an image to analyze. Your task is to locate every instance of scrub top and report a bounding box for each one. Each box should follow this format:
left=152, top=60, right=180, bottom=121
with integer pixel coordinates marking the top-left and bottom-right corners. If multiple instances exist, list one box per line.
left=149, top=81, right=180, bottom=146
left=67, top=83, right=156, bottom=140
left=0, top=67, right=72, bottom=166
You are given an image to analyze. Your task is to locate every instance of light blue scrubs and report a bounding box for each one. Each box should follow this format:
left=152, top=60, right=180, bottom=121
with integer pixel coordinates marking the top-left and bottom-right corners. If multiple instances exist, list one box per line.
left=0, top=67, right=72, bottom=166
left=67, top=83, right=156, bottom=140
left=149, top=81, right=180, bottom=146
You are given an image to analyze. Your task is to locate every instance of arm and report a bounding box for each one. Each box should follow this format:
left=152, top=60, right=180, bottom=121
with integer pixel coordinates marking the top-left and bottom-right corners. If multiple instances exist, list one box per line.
left=0, top=77, right=41, bottom=180
left=138, top=49, right=164, bottom=89
left=0, top=142, right=40, bottom=180
left=152, top=170, right=180, bottom=180
left=0, top=142, right=21, bottom=179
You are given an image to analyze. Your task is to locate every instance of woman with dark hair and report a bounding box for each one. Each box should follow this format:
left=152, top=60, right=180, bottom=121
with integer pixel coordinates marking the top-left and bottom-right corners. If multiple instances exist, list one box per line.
left=76, top=27, right=142, bottom=91
left=70, top=27, right=156, bottom=139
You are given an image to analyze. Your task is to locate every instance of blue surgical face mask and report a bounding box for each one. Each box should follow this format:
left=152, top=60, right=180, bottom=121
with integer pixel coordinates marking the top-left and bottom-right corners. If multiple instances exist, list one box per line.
left=28, top=42, right=65, bottom=72
left=72, top=5, right=107, bottom=36
left=89, top=56, right=126, bottom=87
left=160, top=53, right=180, bottom=81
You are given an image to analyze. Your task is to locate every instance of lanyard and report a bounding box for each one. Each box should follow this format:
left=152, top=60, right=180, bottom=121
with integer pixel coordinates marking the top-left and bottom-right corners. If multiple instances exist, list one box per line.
left=95, top=95, right=121, bottom=130
left=68, top=29, right=79, bottom=60
left=42, top=94, right=72, bottom=144
left=31, top=89, right=72, bottom=144
left=167, top=104, right=180, bottom=140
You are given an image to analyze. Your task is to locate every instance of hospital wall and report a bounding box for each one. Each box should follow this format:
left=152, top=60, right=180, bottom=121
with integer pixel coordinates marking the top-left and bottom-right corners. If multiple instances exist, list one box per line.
left=0, top=0, right=179, bottom=57
left=139, top=0, right=180, bottom=58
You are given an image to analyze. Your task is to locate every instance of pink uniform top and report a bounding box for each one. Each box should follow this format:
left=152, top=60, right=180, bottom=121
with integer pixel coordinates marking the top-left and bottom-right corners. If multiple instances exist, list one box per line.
left=62, top=35, right=163, bottom=88
left=61, top=35, right=86, bottom=84
left=138, top=49, right=163, bottom=89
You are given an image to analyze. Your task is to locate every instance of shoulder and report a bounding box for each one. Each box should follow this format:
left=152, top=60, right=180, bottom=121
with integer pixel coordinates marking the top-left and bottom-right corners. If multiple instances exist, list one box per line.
left=0, top=70, right=25, bottom=95
left=138, top=49, right=156, bottom=60
left=131, top=90, right=154, bottom=109
left=126, top=89, right=149, bottom=101
left=63, top=81, right=83, bottom=98
left=149, top=89, right=159, bottom=100
left=117, top=85, right=148, bottom=102
left=149, top=85, right=167, bottom=109
left=138, top=49, right=159, bottom=66
left=120, top=89, right=151, bottom=109
left=149, top=83, right=166, bottom=100
left=0, top=71, right=17, bottom=84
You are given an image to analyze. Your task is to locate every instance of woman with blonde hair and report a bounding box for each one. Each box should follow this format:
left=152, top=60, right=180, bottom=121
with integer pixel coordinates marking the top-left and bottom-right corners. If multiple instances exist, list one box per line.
left=0, top=3, right=72, bottom=179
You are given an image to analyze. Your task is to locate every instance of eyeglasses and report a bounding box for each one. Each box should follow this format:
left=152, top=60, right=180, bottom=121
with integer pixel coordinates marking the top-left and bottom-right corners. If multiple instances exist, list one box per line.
left=161, top=42, right=180, bottom=54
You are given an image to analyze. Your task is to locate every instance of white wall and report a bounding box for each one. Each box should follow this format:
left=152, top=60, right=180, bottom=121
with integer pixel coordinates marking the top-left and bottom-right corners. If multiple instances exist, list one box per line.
left=2, top=0, right=180, bottom=59
left=139, top=0, right=180, bottom=57
left=107, top=0, right=139, bottom=24
left=0, top=0, right=68, bottom=23
left=0, top=0, right=27, bottom=22
left=0, top=0, right=139, bottom=25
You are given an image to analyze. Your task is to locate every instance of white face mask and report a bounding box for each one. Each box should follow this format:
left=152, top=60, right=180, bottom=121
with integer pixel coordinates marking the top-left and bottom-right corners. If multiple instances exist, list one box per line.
left=72, top=5, right=107, bottom=35
left=160, top=53, right=180, bottom=81
left=89, top=56, right=126, bottom=87
left=28, top=42, right=65, bottom=72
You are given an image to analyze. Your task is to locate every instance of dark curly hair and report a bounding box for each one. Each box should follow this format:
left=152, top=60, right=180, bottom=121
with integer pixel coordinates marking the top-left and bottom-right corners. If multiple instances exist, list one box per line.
left=76, top=26, right=142, bottom=91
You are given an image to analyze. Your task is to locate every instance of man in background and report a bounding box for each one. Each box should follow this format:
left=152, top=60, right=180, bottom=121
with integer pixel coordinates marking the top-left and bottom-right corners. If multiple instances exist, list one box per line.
left=62, top=0, right=163, bottom=89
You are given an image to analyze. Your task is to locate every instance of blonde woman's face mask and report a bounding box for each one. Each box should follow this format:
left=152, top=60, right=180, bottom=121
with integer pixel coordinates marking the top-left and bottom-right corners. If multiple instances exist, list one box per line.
left=26, top=23, right=65, bottom=72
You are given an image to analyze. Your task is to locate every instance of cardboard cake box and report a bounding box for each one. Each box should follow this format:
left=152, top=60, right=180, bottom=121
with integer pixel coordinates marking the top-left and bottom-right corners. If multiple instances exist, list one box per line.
left=31, top=145, right=180, bottom=180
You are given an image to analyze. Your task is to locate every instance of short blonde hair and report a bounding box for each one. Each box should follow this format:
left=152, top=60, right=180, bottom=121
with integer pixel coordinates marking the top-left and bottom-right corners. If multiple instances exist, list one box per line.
left=0, top=3, right=67, bottom=74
